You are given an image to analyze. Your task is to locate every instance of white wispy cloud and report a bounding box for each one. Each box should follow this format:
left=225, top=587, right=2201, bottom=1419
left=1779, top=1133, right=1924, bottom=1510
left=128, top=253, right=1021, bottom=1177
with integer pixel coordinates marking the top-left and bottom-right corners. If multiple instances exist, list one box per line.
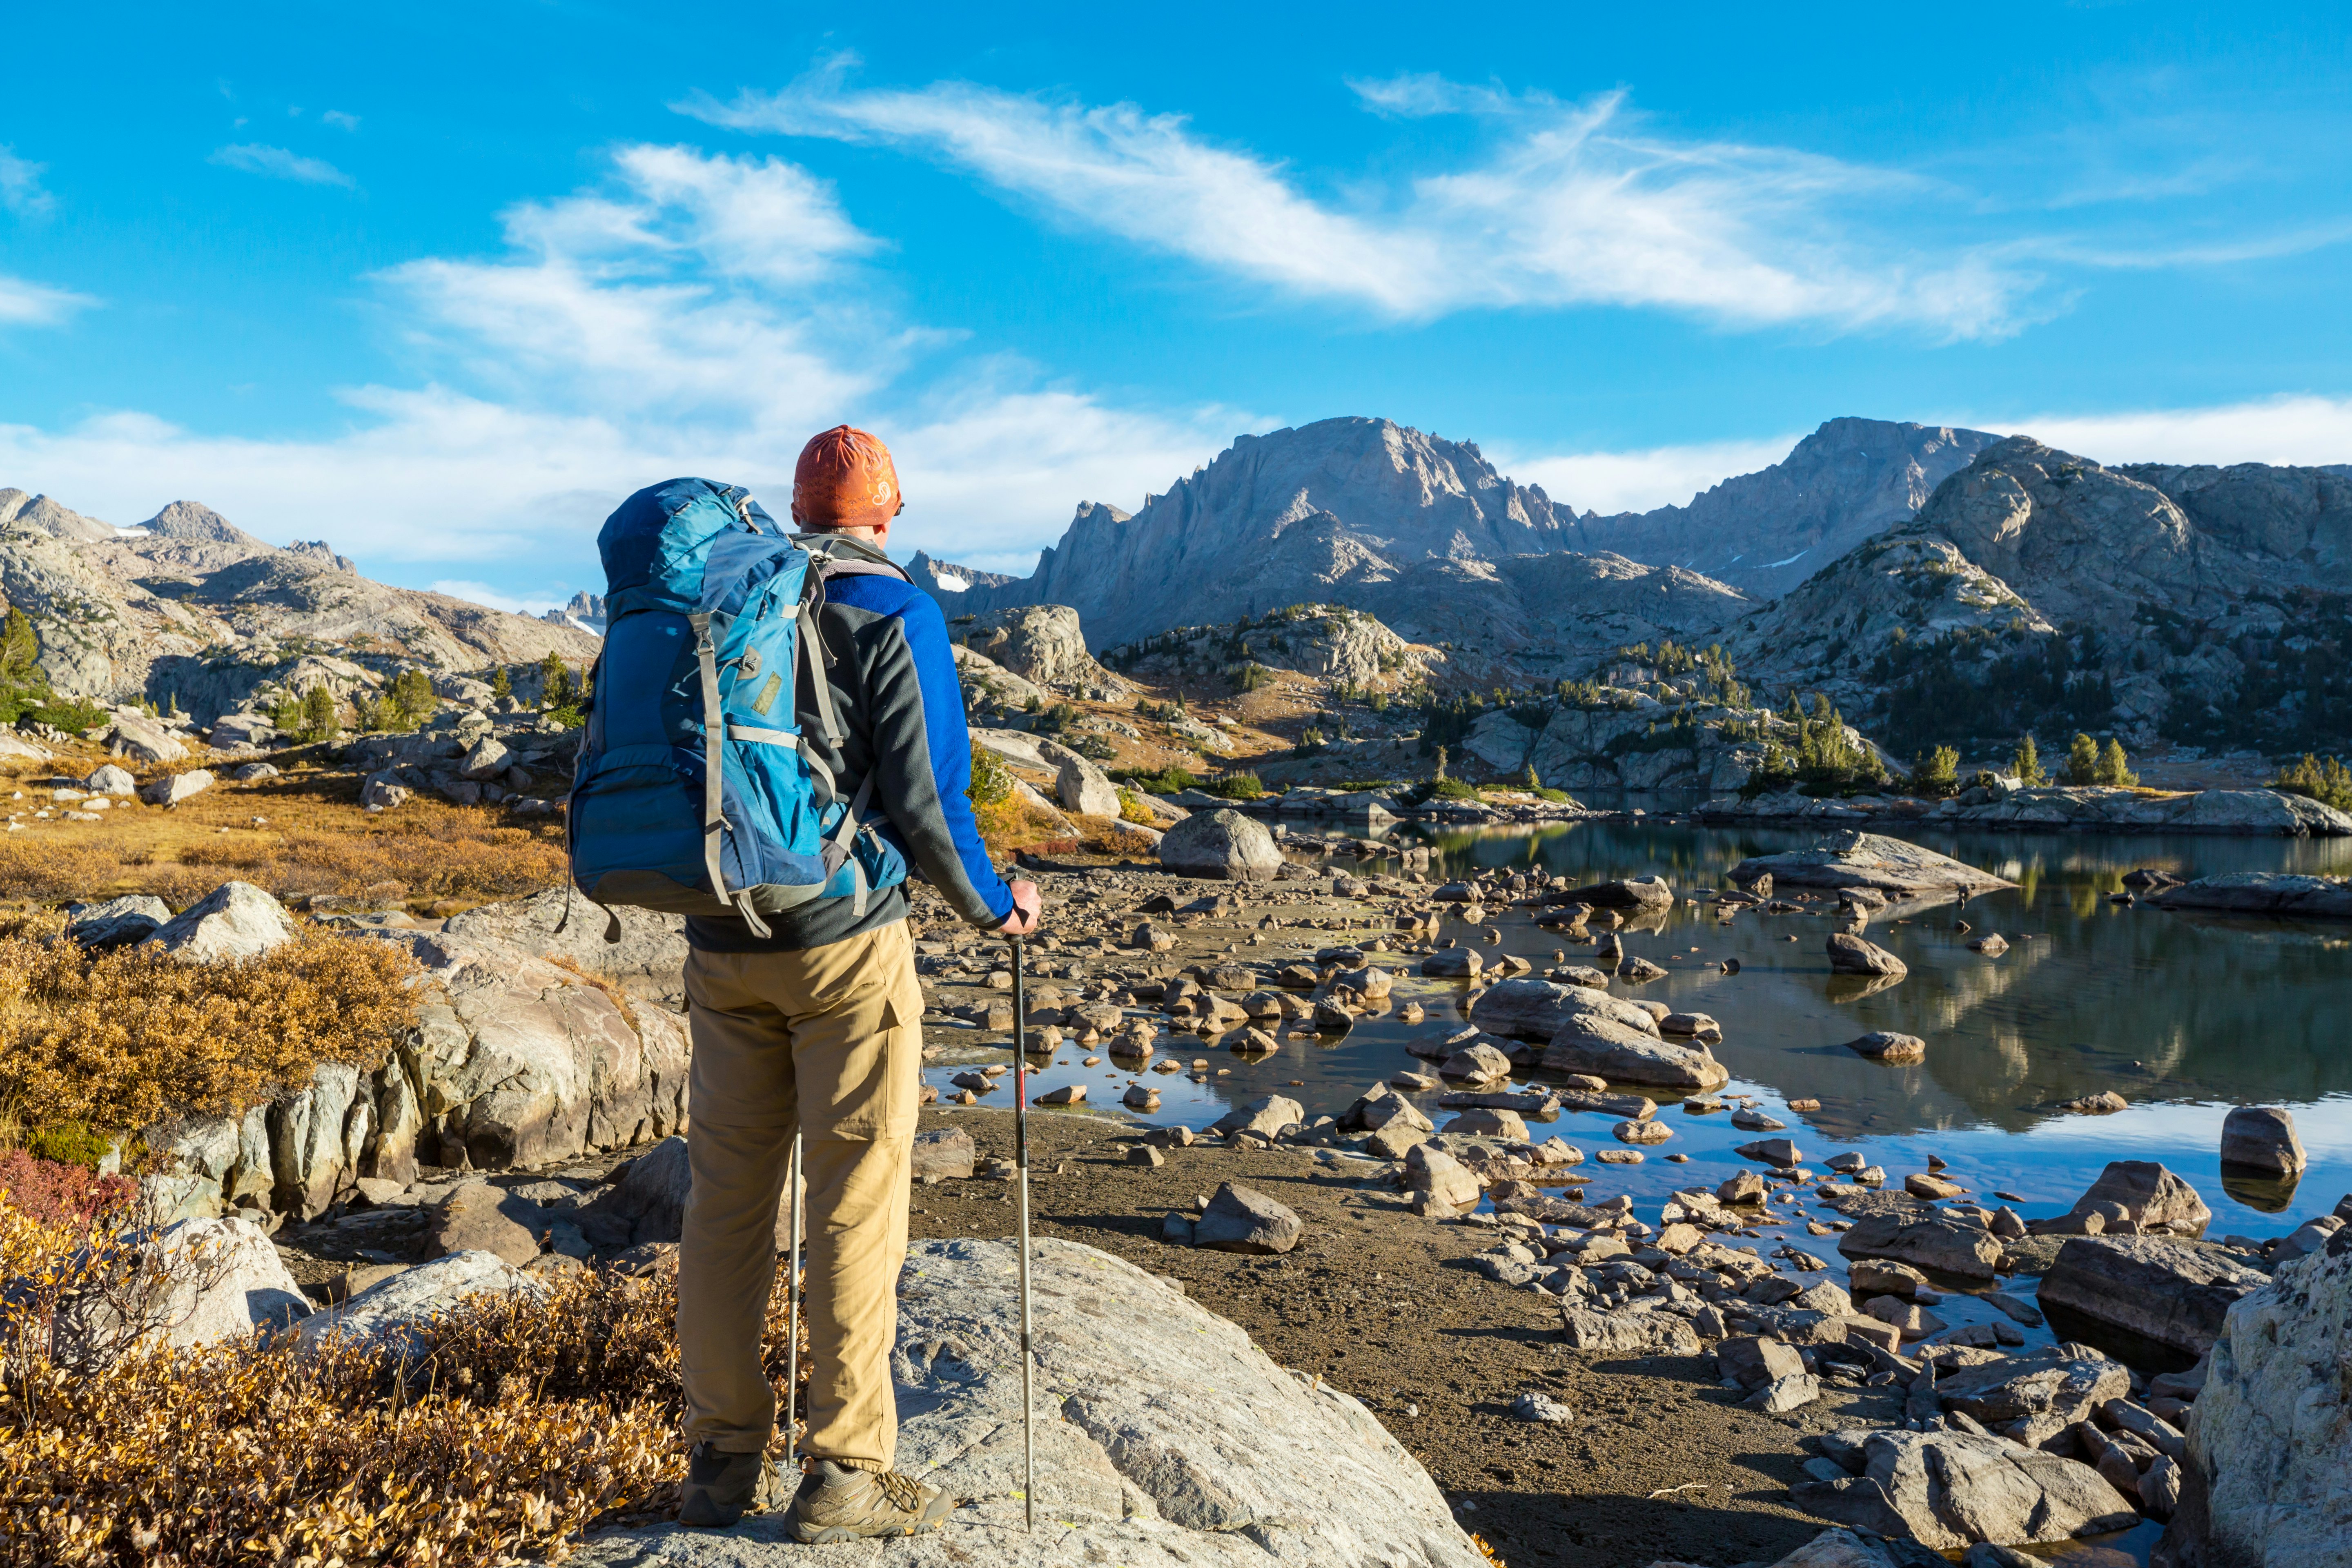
left=0, top=274, right=95, bottom=328
left=427, top=579, right=568, bottom=615
left=0, top=145, right=53, bottom=218
left=1501, top=395, right=2352, bottom=520
left=322, top=110, right=361, bottom=131
left=1502, top=435, right=1809, bottom=516
left=0, top=143, right=1236, bottom=588
left=1991, top=394, right=2352, bottom=468
left=686, top=62, right=2043, bottom=339
left=209, top=143, right=356, bottom=188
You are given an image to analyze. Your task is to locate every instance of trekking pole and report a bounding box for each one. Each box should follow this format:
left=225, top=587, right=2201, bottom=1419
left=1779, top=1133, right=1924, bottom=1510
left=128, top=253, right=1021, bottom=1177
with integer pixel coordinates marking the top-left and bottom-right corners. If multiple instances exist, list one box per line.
left=1010, top=933, right=1036, bottom=1532
left=784, top=1131, right=804, bottom=1469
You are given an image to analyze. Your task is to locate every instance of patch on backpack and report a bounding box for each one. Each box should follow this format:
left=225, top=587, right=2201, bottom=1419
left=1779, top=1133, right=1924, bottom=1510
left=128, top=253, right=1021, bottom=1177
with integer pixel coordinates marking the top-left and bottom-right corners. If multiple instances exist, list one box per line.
left=751, top=672, right=784, bottom=716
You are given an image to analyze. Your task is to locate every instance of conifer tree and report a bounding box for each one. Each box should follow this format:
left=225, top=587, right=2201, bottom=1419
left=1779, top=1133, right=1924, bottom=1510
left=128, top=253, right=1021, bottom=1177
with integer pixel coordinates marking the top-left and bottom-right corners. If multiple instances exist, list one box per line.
left=2096, top=738, right=2137, bottom=787
left=2012, top=735, right=2045, bottom=786
left=2067, top=732, right=2101, bottom=786
left=301, top=684, right=339, bottom=744
left=490, top=665, right=513, bottom=701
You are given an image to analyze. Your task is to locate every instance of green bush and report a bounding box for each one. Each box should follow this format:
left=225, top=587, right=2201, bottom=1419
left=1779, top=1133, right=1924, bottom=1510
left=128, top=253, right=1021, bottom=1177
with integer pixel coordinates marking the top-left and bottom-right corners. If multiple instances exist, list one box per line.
left=1532, top=786, right=1574, bottom=803
left=1209, top=772, right=1265, bottom=801
left=967, top=743, right=1013, bottom=807
left=1112, top=765, right=1196, bottom=796
left=2271, top=753, right=2352, bottom=811
left=1329, top=779, right=1399, bottom=792
left=2065, top=732, right=2101, bottom=786
left=1910, top=745, right=1961, bottom=797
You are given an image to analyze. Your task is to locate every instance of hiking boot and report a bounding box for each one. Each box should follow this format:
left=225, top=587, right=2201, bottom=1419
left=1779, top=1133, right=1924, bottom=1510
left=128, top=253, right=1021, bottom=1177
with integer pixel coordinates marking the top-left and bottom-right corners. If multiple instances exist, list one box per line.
left=791, top=1459, right=953, bottom=1542
left=676, top=1441, right=789, bottom=1528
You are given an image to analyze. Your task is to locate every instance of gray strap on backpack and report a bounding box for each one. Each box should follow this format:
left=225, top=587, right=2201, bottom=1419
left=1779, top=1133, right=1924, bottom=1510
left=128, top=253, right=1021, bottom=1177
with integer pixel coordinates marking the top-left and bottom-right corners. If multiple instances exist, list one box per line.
left=688, top=611, right=731, bottom=912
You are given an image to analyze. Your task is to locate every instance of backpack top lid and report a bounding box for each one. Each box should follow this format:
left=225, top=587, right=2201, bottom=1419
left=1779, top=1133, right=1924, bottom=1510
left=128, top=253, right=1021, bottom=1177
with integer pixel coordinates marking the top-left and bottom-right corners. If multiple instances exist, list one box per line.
left=598, top=478, right=783, bottom=616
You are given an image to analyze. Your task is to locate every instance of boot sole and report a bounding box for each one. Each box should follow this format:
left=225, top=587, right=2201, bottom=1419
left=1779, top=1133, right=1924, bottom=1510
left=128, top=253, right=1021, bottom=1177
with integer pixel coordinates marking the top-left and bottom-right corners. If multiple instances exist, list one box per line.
left=793, top=1517, right=948, bottom=1544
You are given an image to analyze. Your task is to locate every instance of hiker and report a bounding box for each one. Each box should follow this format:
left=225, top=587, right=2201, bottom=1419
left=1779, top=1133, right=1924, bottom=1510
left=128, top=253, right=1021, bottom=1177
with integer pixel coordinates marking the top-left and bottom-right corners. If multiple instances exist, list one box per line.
left=666, top=427, right=1040, bottom=1537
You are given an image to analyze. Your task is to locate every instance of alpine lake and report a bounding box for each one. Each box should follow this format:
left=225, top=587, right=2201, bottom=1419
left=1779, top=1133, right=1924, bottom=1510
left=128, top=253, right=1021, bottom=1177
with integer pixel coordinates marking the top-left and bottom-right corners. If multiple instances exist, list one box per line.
left=923, top=810, right=2348, bottom=1383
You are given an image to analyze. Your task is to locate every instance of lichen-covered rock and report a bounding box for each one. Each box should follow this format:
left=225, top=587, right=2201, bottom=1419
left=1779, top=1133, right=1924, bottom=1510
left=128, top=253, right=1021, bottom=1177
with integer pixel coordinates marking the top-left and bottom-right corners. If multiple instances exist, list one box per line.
left=2156, top=1232, right=2352, bottom=1568
left=576, top=1238, right=1487, bottom=1568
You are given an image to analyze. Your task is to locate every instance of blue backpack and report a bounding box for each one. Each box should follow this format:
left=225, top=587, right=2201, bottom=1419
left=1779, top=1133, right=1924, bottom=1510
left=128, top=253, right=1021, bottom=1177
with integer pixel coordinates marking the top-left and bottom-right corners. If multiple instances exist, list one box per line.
left=564, top=477, right=906, bottom=939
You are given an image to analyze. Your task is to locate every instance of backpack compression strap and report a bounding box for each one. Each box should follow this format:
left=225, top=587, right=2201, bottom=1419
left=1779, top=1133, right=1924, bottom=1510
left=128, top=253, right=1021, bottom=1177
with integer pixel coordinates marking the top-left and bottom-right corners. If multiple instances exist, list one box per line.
left=688, top=611, right=735, bottom=915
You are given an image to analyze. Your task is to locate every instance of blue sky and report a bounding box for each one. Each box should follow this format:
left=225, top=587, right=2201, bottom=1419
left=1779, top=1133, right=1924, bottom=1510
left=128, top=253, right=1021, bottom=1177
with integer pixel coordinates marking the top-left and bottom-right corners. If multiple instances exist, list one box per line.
left=2, top=1, right=2349, bottom=609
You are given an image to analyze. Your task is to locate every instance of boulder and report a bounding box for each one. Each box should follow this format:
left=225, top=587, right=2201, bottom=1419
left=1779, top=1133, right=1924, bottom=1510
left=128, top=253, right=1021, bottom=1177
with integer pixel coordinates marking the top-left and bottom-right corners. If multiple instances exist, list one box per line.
left=1208, top=1094, right=1304, bottom=1139
left=1056, top=755, right=1123, bottom=818
left=577, top=1238, right=1486, bottom=1566
left=1157, top=808, right=1284, bottom=881
left=911, top=1127, right=978, bottom=1181
left=2038, top=1236, right=2272, bottom=1356
left=1845, top=1031, right=1926, bottom=1064
left=1792, top=1429, right=2138, bottom=1548
left=1558, top=1305, right=1701, bottom=1355
left=426, top=1180, right=543, bottom=1267
left=145, top=1215, right=314, bottom=1347
left=2066, top=1160, right=2213, bottom=1235
left=1339, top=1084, right=1433, bottom=1135
left=65, top=892, right=173, bottom=949
left=1740, top=1138, right=1805, bottom=1167
left=1446, top=1107, right=1529, bottom=1140
left=1718, top=1334, right=1806, bottom=1390
left=1728, top=831, right=2015, bottom=899
left=1553, top=876, right=1674, bottom=909
left=2150, top=872, right=2352, bottom=919
left=388, top=918, right=692, bottom=1169
left=2217, top=1106, right=2306, bottom=1176
left=459, top=737, right=511, bottom=781
left=1838, top=1210, right=2005, bottom=1280
left=1933, top=1342, right=2131, bottom=1426
left=143, top=880, right=298, bottom=963
left=1192, top=1183, right=1303, bottom=1255
left=1419, top=948, right=1483, bottom=979
left=1438, top=1042, right=1514, bottom=1084
left=106, top=714, right=190, bottom=764
left=574, top=1136, right=793, bottom=1252
left=1541, top=1018, right=1729, bottom=1089
left=138, top=768, right=216, bottom=806
left=2155, top=1231, right=2351, bottom=1568
left=1826, top=932, right=1908, bottom=979
left=1405, top=1144, right=1481, bottom=1210
left=296, top=1250, right=543, bottom=1356
left=1471, top=977, right=1659, bottom=1041
left=82, top=763, right=137, bottom=795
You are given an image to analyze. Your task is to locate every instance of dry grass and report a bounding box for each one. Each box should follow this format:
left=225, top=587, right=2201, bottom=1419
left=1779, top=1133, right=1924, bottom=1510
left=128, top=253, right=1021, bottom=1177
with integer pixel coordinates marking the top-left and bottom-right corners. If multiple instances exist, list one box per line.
left=0, top=1198, right=809, bottom=1567
left=0, top=756, right=565, bottom=912
left=0, top=932, right=419, bottom=1134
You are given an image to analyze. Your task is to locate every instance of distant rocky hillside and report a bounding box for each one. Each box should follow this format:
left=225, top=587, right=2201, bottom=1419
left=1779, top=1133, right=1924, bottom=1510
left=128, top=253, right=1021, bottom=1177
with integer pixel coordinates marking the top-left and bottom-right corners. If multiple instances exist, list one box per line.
left=920, top=416, right=1589, bottom=646
left=1728, top=437, right=2352, bottom=752
left=917, top=415, right=1999, bottom=653
left=0, top=488, right=599, bottom=723
left=541, top=590, right=608, bottom=635
left=1573, top=418, right=2001, bottom=598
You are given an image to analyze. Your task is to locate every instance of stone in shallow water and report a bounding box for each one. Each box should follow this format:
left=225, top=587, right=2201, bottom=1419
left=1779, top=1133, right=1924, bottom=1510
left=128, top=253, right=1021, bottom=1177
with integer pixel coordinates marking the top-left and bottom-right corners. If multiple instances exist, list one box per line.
left=2217, top=1105, right=2306, bottom=1176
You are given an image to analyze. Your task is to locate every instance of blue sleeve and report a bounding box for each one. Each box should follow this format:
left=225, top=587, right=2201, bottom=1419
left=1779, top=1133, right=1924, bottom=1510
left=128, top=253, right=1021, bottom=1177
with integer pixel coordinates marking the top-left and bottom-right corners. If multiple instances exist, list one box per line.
left=878, top=590, right=1016, bottom=926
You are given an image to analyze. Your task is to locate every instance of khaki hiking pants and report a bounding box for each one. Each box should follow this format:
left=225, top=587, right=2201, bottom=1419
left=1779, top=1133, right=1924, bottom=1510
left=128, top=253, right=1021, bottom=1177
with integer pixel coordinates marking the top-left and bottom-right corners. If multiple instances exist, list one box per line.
left=677, top=919, right=924, bottom=1470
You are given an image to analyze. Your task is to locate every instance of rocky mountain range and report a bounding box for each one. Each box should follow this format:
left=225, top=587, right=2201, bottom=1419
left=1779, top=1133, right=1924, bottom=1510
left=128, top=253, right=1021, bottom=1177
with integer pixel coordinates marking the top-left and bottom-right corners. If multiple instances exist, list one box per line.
left=1728, top=437, right=2352, bottom=750
left=914, top=414, right=2350, bottom=751
left=1572, top=417, right=2002, bottom=598
left=0, top=488, right=598, bottom=723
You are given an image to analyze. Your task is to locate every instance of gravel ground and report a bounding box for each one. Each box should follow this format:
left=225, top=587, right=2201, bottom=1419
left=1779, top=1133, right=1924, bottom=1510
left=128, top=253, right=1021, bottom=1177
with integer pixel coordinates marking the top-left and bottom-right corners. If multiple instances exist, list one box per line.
left=905, top=1105, right=1907, bottom=1568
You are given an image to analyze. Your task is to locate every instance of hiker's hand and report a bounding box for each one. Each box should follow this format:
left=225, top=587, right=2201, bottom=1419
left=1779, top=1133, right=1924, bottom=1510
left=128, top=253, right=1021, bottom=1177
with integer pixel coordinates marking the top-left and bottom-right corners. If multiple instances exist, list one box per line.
left=998, top=880, right=1042, bottom=936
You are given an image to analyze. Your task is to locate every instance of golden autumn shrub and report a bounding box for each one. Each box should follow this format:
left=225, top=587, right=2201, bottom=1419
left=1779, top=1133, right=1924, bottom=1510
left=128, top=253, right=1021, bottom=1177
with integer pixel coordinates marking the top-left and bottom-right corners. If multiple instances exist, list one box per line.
left=0, top=932, right=419, bottom=1134
left=0, top=1200, right=810, bottom=1568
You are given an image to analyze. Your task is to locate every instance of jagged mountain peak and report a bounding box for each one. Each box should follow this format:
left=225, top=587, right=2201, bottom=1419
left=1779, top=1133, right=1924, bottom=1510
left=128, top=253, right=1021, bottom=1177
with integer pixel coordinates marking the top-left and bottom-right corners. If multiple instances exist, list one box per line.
left=142, top=499, right=269, bottom=549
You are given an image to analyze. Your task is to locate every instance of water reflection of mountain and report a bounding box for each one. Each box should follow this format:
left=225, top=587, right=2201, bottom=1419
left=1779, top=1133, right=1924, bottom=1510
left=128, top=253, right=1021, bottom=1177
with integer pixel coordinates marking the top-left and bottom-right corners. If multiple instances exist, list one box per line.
left=1372, top=819, right=2352, bottom=1141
